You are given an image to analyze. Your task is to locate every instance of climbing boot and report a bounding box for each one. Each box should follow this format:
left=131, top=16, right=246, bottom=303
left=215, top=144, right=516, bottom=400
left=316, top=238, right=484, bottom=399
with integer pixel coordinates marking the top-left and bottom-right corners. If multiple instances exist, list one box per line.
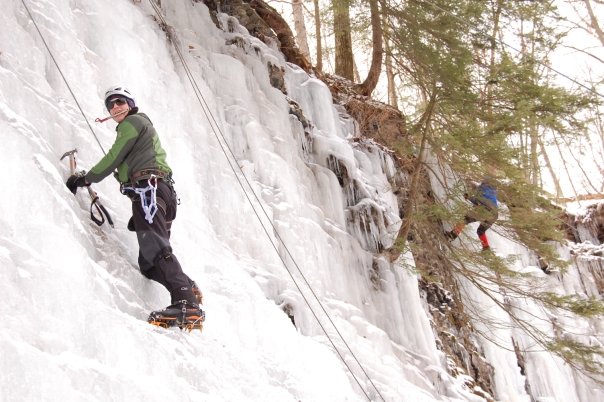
left=191, top=281, right=204, bottom=305
left=148, top=300, right=205, bottom=331
left=444, top=230, right=458, bottom=240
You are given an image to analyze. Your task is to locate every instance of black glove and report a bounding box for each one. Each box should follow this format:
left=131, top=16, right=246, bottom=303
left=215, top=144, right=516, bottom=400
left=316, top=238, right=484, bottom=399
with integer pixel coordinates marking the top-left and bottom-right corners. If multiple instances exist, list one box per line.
left=65, top=174, right=89, bottom=195
left=127, top=216, right=136, bottom=231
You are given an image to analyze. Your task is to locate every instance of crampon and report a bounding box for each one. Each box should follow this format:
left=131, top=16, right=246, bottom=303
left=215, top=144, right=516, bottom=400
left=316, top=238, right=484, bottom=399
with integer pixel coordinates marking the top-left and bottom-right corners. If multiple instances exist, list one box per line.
left=147, top=301, right=205, bottom=332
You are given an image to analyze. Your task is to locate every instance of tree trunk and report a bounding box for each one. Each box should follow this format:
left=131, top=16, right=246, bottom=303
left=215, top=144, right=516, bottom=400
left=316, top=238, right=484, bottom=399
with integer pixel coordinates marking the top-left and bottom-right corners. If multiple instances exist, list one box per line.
left=313, top=0, right=323, bottom=72
left=292, top=0, right=311, bottom=62
left=582, top=0, right=604, bottom=46
left=385, top=37, right=398, bottom=109
left=486, top=0, right=502, bottom=123
left=353, top=60, right=361, bottom=83
left=538, top=138, right=563, bottom=198
left=355, top=0, right=383, bottom=96
left=333, top=0, right=354, bottom=80
left=529, top=117, right=540, bottom=187
left=249, top=0, right=313, bottom=73
left=557, top=193, right=604, bottom=203
left=553, top=131, right=582, bottom=203
left=396, top=93, right=437, bottom=249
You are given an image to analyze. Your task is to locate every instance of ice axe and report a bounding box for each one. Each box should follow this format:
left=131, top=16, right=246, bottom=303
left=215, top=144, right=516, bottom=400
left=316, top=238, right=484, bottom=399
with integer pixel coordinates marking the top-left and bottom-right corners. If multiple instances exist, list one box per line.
left=61, top=149, right=114, bottom=228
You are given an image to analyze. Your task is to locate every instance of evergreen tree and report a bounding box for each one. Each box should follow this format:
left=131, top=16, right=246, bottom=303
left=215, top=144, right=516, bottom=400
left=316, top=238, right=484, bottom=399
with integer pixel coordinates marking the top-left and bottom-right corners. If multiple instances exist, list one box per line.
left=380, top=0, right=603, bottom=381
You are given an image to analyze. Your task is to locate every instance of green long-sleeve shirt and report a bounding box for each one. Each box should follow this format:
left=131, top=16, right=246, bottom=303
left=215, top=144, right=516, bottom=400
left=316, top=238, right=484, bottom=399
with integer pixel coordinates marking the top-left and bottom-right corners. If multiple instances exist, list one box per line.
left=85, top=112, right=171, bottom=184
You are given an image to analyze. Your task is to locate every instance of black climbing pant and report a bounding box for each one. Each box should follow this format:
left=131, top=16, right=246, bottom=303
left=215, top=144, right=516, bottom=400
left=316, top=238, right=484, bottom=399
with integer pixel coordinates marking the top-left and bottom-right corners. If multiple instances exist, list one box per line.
left=464, top=203, right=498, bottom=236
left=132, top=179, right=196, bottom=305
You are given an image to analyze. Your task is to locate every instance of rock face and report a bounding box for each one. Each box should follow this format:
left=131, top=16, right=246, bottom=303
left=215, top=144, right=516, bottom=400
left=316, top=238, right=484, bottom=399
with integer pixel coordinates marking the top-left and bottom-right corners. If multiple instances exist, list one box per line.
left=566, top=203, right=604, bottom=245
left=564, top=204, right=604, bottom=296
left=201, top=0, right=312, bottom=73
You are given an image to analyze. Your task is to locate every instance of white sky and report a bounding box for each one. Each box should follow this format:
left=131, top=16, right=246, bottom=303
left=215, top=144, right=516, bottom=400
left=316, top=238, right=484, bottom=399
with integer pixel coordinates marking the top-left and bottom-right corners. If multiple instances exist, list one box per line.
left=0, top=1, right=602, bottom=401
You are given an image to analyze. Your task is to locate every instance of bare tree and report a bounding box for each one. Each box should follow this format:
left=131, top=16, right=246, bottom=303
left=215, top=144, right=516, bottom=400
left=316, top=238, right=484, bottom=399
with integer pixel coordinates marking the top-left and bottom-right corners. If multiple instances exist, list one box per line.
left=312, top=0, right=323, bottom=72
left=385, top=36, right=398, bottom=108
left=582, top=0, right=604, bottom=45
left=292, top=0, right=311, bottom=61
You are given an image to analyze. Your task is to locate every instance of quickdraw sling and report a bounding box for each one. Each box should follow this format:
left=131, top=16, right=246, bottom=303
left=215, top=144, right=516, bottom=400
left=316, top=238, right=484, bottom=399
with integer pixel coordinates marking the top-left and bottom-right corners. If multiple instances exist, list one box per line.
left=122, top=175, right=159, bottom=224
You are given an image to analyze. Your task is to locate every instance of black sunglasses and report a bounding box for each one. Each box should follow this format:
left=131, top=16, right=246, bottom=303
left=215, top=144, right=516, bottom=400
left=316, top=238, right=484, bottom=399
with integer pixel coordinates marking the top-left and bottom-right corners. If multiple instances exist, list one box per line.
left=106, top=97, right=127, bottom=110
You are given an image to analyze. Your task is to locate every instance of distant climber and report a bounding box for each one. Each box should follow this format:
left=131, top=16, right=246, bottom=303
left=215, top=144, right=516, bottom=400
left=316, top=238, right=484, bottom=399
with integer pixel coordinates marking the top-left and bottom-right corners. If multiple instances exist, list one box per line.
left=445, top=177, right=498, bottom=251
left=65, top=85, right=204, bottom=329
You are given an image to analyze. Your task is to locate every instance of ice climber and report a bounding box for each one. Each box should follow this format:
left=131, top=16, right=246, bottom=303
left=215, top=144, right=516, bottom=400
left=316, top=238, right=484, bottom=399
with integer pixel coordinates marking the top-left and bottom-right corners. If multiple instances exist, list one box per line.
left=65, top=85, right=205, bottom=329
left=445, top=178, right=498, bottom=251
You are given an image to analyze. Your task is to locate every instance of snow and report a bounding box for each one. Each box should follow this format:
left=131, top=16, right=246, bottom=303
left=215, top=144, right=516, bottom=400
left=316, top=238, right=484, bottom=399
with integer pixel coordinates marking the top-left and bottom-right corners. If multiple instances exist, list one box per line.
left=1, top=1, right=602, bottom=401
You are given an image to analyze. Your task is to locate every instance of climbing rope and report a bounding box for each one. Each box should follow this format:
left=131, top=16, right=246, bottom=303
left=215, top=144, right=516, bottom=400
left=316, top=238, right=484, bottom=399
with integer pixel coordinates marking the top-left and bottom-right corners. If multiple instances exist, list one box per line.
left=21, top=0, right=384, bottom=398
left=21, top=0, right=107, bottom=156
left=146, top=1, right=384, bottom=400
left=22, top=0, right=116, bottom=229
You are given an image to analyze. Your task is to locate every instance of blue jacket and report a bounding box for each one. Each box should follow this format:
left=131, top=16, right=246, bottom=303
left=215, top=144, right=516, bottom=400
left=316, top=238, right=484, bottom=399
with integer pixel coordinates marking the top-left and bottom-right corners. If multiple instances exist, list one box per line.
left=470, top=181, right=498, bottom=209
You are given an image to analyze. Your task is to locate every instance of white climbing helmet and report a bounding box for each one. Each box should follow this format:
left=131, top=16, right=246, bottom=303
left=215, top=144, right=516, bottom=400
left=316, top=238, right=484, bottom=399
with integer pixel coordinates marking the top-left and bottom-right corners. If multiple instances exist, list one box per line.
left=104, top=85, right=136, bottom=110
